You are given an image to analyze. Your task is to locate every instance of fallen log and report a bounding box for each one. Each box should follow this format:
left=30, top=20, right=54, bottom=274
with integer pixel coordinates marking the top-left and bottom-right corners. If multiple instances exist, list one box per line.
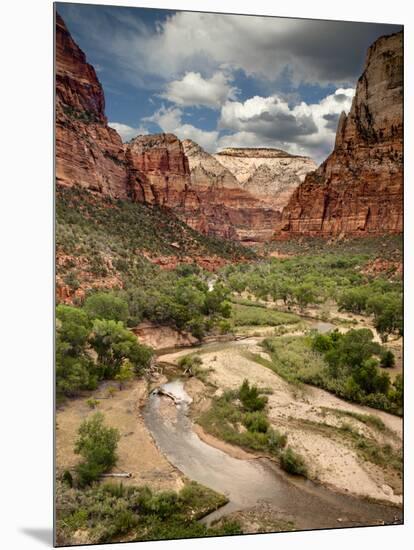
left=100, top=472, right=132, bottom=478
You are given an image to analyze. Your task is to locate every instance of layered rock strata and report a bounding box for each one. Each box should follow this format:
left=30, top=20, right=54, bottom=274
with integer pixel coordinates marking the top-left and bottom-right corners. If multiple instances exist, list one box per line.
left=55, top=13, right=128, bottom=198
left=274, top=31, right=403, bottom=239
left=214, top=148, right=316, bottom=210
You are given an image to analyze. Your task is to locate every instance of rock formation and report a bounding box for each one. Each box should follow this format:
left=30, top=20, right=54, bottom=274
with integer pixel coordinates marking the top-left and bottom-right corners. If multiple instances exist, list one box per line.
left=274, top=31, right=403, bottom=239
left=182, top=140, right=282, bottom=242
left=55, top=14, right=279, bottom=243
left=55, top=13, right=128, bottom=198
left=214, top=148, right=316, bottom=210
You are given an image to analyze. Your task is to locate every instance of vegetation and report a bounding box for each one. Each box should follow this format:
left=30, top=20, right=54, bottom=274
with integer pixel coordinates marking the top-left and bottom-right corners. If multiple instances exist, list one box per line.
left=74, top=412, right=120, bottom=487
left=198, top=380, right=309, bottom=475
left=231, top=303, right=300, bottom=327
left=56, top=301, right=153, bottom=401
left=220, top=246, right=402, bottom=340
left=261, top=330, right=402, bottom=415
left=279, top=447, right=308, bottom=476
left=56, top=481, right=241, bottom=545
left=56, top=186, right=253, bottom=291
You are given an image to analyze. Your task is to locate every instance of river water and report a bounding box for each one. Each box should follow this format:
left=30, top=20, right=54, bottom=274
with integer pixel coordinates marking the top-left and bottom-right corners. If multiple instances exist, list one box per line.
left=143, top=378, right=402, bottom=530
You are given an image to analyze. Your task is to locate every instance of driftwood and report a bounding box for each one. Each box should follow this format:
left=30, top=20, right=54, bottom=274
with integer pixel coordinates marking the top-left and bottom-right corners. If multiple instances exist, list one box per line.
left=100, top=472, right=132, bottom=479
left=152, top=387, right=181, bottom=404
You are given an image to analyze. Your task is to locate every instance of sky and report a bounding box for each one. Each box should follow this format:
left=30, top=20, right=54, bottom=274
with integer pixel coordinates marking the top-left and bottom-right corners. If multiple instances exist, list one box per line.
left=56, top=3, right=402, bottom=163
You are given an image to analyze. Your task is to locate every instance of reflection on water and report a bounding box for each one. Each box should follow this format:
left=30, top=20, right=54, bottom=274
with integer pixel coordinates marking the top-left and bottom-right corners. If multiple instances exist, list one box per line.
left=144, top=379, right=401, bottom=529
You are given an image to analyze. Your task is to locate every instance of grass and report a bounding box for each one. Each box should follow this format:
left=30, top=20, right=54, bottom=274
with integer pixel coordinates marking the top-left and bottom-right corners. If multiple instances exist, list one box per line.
left=231, top=304, right=300, bottom=327
left=56, top=480, right=241, bottom=545
left=320, top=407, right=387, bottom=433
left=250, top=335, right=325, bottom=386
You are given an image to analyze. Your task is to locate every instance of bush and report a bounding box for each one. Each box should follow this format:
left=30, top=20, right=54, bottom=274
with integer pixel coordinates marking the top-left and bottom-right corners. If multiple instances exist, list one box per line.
left=239, top=379, right=268, bottom=412
left=242, top=411, right=269, bottom=433
left=380, top=350, right=396, bottom=369
left=74, top=412, right=120, bottom=486
left=280, top=447, right=307, bottom=476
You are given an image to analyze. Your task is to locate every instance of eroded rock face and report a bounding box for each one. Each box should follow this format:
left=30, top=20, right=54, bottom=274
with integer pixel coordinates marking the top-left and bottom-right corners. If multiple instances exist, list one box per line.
left=214, top=148, right=317, bottom=210
left=182, top=140, right=281, bottom=242
left=274, top=31, right=403, bottom=239
left=55, top=13, right=128, bottom=198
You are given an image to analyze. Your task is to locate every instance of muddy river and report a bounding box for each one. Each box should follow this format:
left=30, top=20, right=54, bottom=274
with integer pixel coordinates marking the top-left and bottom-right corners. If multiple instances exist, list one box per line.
left=144, top=377, right=402, bottom=530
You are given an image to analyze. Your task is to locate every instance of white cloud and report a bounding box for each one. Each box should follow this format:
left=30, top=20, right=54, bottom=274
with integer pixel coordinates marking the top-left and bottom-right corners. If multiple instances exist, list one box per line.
left=65, top=6, right=398, bottom=88
left=108, top=122, right=148, bottom=142
left=144, top=106, right=219, bottom=152
left=217, top=88, right=355, bottom=162
left=161, top=71, right=238, bottom=109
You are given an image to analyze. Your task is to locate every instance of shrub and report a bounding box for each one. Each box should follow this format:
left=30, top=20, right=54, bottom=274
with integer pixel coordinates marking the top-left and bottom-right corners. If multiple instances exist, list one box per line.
left=280, top=447, right=307, bottom=476
left=380, top=350, right=395, bottom=369
left=238, top=379, right=268, bottom=412
left=242, top=411, right=269, bottom=433
left=74, top=412, right=120, bottom=486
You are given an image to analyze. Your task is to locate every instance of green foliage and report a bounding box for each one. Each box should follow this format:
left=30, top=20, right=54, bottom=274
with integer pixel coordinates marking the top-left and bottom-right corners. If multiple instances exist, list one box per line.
left=114, top=360, right=135, bottom=389
left=56, top=481, right=239, bottom=544
left=220, top=246, right=402, bottom=336
left=262, top=332, right=401, bottom=415
left=231, top=303, right=299, bottom=327
left=90, top=319, right=153, bottom=378
left=380, top=350, right=396, bottom=369
left=84, top=292, right=129, bottom=323
left=74, top=412, right=120, bottom=487
left=280, top=447, right=308, bottom=476
left=242, top=411, right=270, bottom=433
left=198, top=383, right=288, bottom=459
left=239, top=379, right=268, bottom=411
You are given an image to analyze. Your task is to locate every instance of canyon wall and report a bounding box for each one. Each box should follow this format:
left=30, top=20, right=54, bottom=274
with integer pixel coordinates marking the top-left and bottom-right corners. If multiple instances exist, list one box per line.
left=274, top=31, right=403, bottom=239
left=182, top=139, right=282, bottom=242
left=55, top=13, right=128, bottom=198
left=214, top=148, right=316, bottom=211
left=55, top=13, right=283, bottom=243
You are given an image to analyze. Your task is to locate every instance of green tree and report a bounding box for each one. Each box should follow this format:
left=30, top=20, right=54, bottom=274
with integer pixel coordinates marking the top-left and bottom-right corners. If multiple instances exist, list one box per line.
left=75, top=412, right=120, bottom=486
left=90, top=319, right=153, bottom=378
left=115, top=360, right=135, bottom=389
left=84, top=292, right=129, bottom=323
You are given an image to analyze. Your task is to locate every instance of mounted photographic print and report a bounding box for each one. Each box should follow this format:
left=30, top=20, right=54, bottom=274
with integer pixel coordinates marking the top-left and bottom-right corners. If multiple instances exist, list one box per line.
left=54, top=2, right=403, bottom=546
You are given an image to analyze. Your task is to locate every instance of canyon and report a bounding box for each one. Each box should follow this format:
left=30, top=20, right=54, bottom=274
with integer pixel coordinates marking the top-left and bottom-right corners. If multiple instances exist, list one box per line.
left=274, top=31, right=403, bottom=239
left=55, top=14, right=314, bottom=244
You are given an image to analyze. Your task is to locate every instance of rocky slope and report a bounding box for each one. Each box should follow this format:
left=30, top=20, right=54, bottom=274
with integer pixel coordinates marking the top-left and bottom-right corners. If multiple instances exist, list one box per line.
left=214, top=148, right=316, bottom=210
left=274, top=31, right=403, bottom=239
left=55, top=13, right=128, bottom=198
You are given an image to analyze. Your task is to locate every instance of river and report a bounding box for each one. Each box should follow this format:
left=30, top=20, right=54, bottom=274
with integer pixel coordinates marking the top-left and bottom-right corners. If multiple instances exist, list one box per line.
left=143, top=370, right=402, bottom=530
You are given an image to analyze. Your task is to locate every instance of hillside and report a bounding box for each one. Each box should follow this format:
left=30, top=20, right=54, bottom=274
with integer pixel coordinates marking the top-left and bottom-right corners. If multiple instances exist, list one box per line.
left=56, top=186, right=255, bottom=303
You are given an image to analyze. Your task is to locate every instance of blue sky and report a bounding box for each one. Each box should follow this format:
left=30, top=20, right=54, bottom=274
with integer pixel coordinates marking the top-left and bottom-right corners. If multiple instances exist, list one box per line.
left=56, top=3, right=402, bottom=162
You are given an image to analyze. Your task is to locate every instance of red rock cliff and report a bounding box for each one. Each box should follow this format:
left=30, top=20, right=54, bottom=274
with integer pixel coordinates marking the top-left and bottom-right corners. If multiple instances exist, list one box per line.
left=55, top=13, right=128, bottom=198
left=274, top=31, right=403, bottom=239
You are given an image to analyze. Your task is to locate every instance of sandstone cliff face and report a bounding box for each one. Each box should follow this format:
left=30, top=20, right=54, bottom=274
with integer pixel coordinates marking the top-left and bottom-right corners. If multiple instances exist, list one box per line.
left=55, top=13, right=128, bottom=198
left=214, top=148, right=316, bottom=210
left=275, top=31, right=403, bottom=239
left=182, top=140, right=281, bottom=242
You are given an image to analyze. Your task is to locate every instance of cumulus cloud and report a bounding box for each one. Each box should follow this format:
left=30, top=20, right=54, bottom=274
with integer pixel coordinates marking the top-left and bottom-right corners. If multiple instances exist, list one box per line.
left=218, top=88, right=355, bottom=162
left=144, top=106, right=219, bottom=152
left=61, top=5, right=401, bottom=88
left=161, top=71, right=238, bottom=109
left=108, top=122, right=148, bottom=142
